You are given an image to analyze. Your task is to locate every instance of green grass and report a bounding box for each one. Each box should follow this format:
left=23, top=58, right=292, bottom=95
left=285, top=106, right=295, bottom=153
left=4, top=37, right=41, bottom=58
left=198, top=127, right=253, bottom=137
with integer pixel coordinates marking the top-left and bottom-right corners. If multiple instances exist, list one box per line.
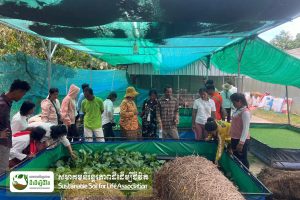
left=251, top=109, right=300, bottom=126
left=250, top=128, right=300, bottom=149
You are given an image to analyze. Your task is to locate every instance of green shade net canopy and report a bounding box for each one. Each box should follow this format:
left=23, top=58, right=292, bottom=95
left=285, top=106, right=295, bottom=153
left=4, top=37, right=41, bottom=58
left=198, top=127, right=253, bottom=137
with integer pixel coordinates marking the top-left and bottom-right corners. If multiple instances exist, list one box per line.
left=212, top=38, right=300, bottom=88
left=1, top=0, right=300, bottom=72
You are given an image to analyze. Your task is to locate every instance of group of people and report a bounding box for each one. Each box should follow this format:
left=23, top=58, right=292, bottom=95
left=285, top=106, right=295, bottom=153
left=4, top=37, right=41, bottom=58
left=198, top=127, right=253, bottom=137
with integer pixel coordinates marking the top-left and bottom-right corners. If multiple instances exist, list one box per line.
left=127, top=80, right=250, bottom=168
left=202, top=92, right=251, bottom=168
left=121, top=86, right=180, bottom=140
left=0, top=78, right=251, bottom=175
left=0, top=80, right=80, bottom=173
left=189, top=80, right=250, bottom=167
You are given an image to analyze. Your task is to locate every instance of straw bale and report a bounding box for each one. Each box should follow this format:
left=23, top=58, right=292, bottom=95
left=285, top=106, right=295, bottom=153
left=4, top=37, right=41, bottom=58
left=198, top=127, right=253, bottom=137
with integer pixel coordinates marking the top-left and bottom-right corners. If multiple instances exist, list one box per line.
left=258, top=167, right=300, bottom=200
left=153, top=156, right=245, bottom=200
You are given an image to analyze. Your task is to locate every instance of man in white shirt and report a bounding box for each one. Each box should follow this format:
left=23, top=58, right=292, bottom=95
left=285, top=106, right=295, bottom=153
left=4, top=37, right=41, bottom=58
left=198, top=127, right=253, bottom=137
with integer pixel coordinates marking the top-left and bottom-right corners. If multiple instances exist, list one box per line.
left=102, top=92, right=117, bottom=141
left=192, top=88, right=216, bottom=140
left=11, top=101, right=35, bottom=134
left=28, top=122, right=76, bottom=159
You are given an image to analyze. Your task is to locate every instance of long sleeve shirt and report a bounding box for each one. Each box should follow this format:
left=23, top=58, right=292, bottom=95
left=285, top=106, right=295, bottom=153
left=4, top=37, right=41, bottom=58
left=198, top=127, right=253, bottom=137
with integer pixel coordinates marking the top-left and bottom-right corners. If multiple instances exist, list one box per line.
left=11, top=112, right=28, bottom=134
left=211, top=92, right=223, bottom=120
left=28, top=122, right=70, bottom=147
left=0, top=93, right=12, bottom=147
left=119, top=99, right=139, bottom=131
left=41, top=99, right=60, bottom=125
left=77, top=93, right=85, bottom=115
left=211, top=121, right=231, bottom=162
left=220, top=91, right=233, bottom=109
left=102, top=99, right=114, bottom=126
left=156, top=96, right=179, bottom=129
left=216, top=121, right=231, bottom=161
left=60, top=84, right=80, bottom=126
left=230, top=106, right=251, bottom=143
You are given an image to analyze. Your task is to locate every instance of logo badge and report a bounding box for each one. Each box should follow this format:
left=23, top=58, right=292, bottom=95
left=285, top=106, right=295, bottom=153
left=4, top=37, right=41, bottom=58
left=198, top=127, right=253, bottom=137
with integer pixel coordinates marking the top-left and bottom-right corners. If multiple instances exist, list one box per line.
left=10, top=171, right=54, bottom=193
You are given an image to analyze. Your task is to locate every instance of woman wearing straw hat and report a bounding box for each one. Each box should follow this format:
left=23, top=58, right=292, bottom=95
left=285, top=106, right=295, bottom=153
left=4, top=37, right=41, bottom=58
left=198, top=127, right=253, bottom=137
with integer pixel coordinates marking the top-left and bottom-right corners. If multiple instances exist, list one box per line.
left=120, top=87, right=140, bottom=140
left=220, top=83, right=233, bottom=122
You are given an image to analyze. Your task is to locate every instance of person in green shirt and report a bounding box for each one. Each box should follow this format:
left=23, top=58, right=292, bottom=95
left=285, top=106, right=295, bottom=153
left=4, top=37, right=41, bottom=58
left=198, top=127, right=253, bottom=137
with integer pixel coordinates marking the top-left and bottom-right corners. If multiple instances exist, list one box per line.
left=81, top=88, right=104, bottom=142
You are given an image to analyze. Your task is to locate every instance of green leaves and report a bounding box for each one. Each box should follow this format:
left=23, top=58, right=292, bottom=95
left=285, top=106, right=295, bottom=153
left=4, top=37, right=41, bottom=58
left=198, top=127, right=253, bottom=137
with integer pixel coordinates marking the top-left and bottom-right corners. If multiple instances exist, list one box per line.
left=51, top=148, right=166, bottom=196
left=270, top=30, right=300, bottom=50
left=53, top=148, right=165, bottom=173
left=0, top=24, right=111, bottom=69
left=55, top=160, right=65, bottom=168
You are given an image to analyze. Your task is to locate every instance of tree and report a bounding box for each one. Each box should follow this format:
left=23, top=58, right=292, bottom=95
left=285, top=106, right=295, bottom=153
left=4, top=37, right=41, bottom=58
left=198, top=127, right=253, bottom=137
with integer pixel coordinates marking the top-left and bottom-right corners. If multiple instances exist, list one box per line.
left=270, top=30, right=296, bottom=50
left=270, top=30, right=300, bottom=50
left=0, top=24, right=111, bottom=69
left=295, top=33, right=300, bottom=48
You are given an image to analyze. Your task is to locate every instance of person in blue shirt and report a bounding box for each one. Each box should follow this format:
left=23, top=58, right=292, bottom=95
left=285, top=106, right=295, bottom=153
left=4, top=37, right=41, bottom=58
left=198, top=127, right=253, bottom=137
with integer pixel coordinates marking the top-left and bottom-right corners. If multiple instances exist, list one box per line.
left=77, top=83, right=89, bottom=122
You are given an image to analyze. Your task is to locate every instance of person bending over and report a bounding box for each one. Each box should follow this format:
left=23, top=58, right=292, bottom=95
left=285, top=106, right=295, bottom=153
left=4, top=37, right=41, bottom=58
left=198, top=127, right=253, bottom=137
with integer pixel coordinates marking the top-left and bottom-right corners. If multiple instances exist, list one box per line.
left=9, top=126, right=46, bottom=167
left=205, top=117, right=231, bottom=165
left=28, top=122, right=76, bottom=159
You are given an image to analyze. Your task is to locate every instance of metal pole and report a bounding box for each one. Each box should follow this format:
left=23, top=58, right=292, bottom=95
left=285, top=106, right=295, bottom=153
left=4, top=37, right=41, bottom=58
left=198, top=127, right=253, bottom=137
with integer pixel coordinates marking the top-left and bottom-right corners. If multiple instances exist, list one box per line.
left=150, top=74, right=153, bottom=88
left=177, top=75, right=180, bottom=99
left=66, top=78, right=68, bottom=94
left=111, top=70, right=115, bottom=91
left=286, top=85, right=291, bottom=125
left=206, top=67, right=208, bottom=79
left=50, top=44, right=58, bottom=58
left=206, top=55, right=210, bottom=79
left=41, top=39, right=57, bottom=91
left=237, top=39, right=248, bottom=93
left=89, top=63, right=92, bottom=87
left=241, top=76, right=244, bottom=93
left=47, top=41, right=52, bottom=90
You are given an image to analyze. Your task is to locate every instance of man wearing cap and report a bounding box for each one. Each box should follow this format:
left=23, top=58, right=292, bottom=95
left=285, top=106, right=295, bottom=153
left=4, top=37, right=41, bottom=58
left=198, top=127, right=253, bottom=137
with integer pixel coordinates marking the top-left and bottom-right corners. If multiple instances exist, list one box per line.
left=227, top=80, right=237, bottom=94
left=120, top=87, right=140, bottom=140
left=220, top=83, right=233, bottom=122
left=157, top=86, right=179, bottom=139
left=81, top=88, right=104, bottom=142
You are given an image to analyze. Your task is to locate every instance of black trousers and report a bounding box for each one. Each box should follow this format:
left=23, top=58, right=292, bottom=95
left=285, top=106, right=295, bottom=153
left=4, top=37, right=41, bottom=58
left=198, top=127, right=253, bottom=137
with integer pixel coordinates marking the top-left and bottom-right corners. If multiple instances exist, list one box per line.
left=103, top=123, right=115, bottom=141
left=231, top=138, right=250, bottom=168
left=68, top=124, right=79, bottom=142
left=225, top=108, right=231, bottom=122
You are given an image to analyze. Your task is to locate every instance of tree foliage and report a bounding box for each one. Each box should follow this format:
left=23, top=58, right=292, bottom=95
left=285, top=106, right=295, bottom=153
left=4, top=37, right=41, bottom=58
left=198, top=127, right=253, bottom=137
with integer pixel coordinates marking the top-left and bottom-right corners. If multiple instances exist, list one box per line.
left=0, top=24, right=111, bottom=69
left=295, top=33, right=300, bottom=48
left=270, top=30, right=300, bottom=50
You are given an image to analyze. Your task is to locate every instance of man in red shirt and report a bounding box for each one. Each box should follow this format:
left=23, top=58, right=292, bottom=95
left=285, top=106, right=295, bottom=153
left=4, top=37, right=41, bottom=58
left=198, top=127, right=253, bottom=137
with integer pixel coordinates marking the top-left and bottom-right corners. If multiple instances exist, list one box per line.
left=206, top=85, right=223, bottom=120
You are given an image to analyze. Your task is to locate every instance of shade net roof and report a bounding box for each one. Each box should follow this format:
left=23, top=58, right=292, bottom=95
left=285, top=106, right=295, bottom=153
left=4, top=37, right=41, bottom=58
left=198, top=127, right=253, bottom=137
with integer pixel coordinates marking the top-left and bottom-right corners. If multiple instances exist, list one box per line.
left=212, top=38, right=300, bottom=88
left=1, top=0, right=300, bottom=73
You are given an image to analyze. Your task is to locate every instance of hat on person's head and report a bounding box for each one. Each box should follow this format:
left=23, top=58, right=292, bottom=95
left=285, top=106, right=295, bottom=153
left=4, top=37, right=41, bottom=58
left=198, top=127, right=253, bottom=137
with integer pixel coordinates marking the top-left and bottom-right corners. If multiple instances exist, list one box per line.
left=222, top=83, right=232, bottom=91
left=125, top=86, right=139, bottom=97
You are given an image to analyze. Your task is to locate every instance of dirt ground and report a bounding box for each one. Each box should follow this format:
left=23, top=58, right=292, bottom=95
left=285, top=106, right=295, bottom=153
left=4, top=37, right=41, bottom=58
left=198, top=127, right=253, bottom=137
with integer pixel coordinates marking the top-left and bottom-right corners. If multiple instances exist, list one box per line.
left=250, top=115, right=273, bottom=123
left=249, top=153, right=300, bottom=200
